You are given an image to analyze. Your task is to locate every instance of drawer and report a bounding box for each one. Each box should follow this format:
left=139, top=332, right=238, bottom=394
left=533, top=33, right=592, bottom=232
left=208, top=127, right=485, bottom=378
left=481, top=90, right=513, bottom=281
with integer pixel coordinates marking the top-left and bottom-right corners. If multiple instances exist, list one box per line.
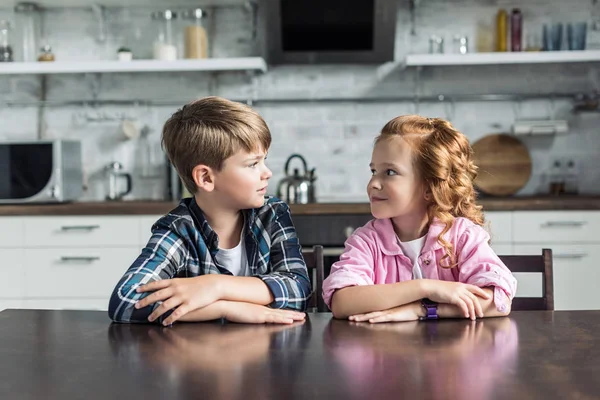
left=491, top=244, right=513, bottom=256
left=293, top=214, right=373, bottom=246
left=0, top=249, right=25, bottom=298
left=515, top=244, right=600, bottom=310
left=24, top=216, right=140, bottom=247
left=0, top=217, right=24, bottom=248
left=139, top=215, right=163, bottom=246
left=0, top=300, right=24, bottom=312
left=24, top=247, right=140, bottom=298
left=22, top=298, right=109, bottom=311
left=513, top=211, right=600, bottom=244
left=484, top=211, right=512, bottom=243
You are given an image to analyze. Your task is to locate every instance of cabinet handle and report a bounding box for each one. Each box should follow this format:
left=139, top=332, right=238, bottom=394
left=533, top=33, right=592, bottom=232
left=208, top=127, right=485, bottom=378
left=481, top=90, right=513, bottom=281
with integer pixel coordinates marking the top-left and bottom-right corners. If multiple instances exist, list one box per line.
left=60, top=256, right=100, bottom=262
left=542, top=221, right=587, bottom=228
left=60, top=225, right=100, bottom=231
left=553, top=253, right=588, bottom=260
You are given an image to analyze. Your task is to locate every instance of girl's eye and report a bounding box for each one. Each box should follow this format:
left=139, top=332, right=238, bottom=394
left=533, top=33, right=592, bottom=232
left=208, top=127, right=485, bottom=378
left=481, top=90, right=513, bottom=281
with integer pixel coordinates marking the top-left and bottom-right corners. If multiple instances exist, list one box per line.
left=386, top=169, right=398, bottom=176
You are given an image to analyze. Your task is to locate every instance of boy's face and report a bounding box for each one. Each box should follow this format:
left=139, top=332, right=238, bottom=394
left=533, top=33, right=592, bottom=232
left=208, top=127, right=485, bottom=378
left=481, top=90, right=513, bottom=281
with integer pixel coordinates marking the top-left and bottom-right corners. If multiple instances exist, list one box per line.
left=213, top=147, right=272, bottom=210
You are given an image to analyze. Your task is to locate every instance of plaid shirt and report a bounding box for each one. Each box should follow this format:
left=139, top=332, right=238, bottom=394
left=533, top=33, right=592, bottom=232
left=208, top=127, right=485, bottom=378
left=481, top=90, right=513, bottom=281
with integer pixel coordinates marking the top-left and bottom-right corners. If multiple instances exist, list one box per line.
left=108, top=197, right=312, bottom=323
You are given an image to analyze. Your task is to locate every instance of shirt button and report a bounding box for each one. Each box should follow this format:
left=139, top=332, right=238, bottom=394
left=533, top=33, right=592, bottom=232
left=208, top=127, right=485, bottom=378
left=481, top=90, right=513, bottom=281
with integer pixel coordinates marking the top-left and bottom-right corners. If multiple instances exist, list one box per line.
left=424, top=259, right=431, bottom=265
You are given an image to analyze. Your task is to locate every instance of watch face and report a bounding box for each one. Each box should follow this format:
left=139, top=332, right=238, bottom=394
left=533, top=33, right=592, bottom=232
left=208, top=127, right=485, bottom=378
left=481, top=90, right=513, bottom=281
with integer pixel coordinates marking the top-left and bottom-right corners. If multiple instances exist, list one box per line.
left=423, top=298, right=437, bottom=306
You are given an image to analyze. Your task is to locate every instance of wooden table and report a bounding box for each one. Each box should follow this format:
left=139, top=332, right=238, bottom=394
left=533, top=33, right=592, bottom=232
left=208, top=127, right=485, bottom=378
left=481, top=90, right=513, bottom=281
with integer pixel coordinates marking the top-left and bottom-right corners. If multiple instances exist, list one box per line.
left=1, top=310, right=599, bottom=400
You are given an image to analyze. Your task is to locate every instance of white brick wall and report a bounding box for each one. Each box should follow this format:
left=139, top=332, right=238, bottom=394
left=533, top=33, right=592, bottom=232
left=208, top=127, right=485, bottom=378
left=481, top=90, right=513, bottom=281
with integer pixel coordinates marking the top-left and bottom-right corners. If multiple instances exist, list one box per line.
left=0, top=0, right=599, bottom=202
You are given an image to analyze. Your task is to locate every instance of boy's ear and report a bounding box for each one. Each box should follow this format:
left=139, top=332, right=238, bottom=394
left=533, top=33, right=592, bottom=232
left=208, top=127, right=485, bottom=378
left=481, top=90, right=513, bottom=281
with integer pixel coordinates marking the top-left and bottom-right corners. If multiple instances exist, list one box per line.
left=192, top=164, right=215, bottom=192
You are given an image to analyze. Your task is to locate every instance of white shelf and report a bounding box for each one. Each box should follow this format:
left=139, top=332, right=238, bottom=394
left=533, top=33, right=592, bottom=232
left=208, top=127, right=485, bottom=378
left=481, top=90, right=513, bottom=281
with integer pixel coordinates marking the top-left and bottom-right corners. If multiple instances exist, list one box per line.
left=0, top=57, right=268, bottom=75
left=404, top=51, right=600, bottom=67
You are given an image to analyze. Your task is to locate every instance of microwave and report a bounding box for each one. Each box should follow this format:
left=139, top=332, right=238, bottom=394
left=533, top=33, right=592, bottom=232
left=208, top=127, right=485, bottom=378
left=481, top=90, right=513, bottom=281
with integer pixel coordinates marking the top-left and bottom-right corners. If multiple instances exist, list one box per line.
left=257, top=0, right=398, bottom=64
left=0, top=140, right=83, bottom=203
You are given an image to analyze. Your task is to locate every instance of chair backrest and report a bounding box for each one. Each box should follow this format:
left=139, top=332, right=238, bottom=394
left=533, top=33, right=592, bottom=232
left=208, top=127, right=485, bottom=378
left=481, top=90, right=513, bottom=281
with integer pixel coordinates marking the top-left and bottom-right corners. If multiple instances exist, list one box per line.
left=302, top=245, right=327, bottom=312
left=499, top=248, right=554, bottom=311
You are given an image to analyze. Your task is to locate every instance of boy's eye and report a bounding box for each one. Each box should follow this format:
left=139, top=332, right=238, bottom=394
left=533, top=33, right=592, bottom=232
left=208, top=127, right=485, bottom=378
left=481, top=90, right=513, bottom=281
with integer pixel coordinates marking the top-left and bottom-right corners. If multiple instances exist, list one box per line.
left=249, top=162, right=259, bottom=168
left=370, top=169, right=376, bottom=176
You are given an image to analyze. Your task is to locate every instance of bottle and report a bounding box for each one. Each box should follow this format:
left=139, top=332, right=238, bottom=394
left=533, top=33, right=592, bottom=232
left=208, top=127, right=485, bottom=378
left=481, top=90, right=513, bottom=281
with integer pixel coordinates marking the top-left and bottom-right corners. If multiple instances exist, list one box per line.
left=183, top=8, right=208, bottom=59
left=37, top=45, right=54, bottom=62
left=14, top=2, right=42, bottom=62
left=0, top=20, right=13, bottom=62
left=511, top=8, right=523, bottom=51
left=496, top=9, right=508, bottom=52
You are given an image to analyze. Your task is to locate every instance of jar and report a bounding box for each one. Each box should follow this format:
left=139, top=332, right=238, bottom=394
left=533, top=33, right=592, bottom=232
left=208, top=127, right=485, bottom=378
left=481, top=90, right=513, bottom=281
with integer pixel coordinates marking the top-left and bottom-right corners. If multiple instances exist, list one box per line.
left=14, top=2, right=42, bottom=62
left=510, top=8, right=523, bottom=51
left=37, top=44, right=54, bottom=61
left=0, top=20, right=13, bottom=62
left=182, top=8, right=208, bottom=59
left=151, top=10, right=178, bottom=61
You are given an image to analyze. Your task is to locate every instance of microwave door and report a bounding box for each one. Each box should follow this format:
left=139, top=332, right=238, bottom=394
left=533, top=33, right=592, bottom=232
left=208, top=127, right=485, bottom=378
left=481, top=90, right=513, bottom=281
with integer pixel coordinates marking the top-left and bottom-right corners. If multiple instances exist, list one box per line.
left=0, top=143, right=53, bottom=200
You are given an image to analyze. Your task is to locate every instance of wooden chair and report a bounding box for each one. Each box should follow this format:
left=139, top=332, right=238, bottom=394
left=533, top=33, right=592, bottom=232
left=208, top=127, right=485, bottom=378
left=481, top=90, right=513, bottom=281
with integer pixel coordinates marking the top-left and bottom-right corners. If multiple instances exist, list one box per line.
left=499, top=248, right=554, bottom=311
left=303, top=245, right=327, bottom=312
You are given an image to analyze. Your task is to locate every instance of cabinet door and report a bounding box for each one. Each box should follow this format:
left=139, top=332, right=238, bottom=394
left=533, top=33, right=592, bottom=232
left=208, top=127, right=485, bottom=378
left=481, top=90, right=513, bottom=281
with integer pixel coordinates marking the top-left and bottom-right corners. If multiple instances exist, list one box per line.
left=139, top=215, right=163, bottom=247
left=23, top=247, right=140, bottom=299
left=514, top=244, right=600, bottom=311
left=0, top=249, right=25, bottom=298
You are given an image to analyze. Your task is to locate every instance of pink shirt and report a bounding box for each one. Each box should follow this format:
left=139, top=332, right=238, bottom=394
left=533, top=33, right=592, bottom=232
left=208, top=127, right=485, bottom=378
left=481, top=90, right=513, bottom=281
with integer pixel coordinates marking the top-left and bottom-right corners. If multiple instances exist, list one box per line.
left=322, top=217, right=517, bottom=312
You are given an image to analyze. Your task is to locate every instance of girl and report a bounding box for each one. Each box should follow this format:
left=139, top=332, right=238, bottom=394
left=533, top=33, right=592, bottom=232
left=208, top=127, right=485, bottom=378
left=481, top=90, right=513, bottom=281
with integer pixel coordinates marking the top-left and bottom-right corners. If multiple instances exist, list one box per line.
left=322, top=115, right=517, bottom=322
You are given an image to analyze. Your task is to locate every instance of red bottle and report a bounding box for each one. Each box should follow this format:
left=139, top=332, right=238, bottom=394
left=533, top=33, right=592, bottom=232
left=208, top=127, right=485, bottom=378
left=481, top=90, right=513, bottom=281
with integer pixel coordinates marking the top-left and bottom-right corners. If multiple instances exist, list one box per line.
left=511, top=8, right=522, bottom=51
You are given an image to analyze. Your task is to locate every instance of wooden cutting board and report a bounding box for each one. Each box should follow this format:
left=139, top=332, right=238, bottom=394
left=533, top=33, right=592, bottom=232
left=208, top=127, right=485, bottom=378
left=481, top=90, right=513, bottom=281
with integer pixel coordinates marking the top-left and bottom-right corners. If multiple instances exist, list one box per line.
left=471, top=134, right=532, bottom=196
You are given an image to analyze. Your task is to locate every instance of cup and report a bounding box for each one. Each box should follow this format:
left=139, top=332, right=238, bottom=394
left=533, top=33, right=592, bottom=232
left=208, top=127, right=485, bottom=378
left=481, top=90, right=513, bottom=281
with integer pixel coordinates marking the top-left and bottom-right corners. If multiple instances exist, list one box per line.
left=567, top=22, right=587, bottom=50
left=543, top=23, right=563, bottom=51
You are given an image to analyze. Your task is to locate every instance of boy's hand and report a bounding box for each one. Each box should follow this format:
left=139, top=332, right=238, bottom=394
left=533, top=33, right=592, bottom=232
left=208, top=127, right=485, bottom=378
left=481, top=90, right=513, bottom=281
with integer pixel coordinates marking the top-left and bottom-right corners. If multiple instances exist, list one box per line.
left=349, top=302, right=420, bottom=323
left=223, top=301, right=306, bottom=324
left=424, top=280, right=490, bottom=320
left=135, top=275, right=222, bottom=323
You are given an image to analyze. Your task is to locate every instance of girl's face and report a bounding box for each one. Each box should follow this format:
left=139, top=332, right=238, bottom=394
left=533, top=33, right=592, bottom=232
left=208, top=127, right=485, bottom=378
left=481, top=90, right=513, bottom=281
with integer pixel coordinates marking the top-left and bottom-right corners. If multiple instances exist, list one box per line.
left=367, top=137, right=429, bottom=220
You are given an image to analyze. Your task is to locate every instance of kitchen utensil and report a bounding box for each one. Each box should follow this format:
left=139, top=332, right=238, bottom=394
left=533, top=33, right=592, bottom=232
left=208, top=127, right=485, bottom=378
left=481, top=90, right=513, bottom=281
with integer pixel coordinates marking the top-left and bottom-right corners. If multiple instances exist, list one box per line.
left=104, top=161, right=132, bottom=201
left=471, top=134, right=532, bottom=196
left=276, top=154, right=316, bottom=204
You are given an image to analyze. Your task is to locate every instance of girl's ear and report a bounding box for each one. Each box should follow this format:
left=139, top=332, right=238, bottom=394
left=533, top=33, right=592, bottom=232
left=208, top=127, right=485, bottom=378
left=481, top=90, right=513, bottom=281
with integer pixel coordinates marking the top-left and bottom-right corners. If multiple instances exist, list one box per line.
left=424, top=186, right=432, bottom=201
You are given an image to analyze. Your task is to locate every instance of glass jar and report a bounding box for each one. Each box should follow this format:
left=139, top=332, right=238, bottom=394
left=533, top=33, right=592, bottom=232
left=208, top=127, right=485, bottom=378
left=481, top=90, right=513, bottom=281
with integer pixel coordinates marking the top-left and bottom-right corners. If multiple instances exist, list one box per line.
left=0, top=20, right=13, bottom=62
left=182, top=8, right=208, bottom=59
left=14, top=2, right=42, bottom=62
left=37, top=44, right=54, bottom=61
left=151, top=10, right=178, bottom=61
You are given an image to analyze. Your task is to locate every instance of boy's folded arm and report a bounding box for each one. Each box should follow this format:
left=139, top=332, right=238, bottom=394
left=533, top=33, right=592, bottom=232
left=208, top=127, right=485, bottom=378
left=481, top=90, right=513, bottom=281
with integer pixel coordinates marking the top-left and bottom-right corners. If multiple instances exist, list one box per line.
left=108, top=228, right=185, bottom=323
left=253, top=203, right=312, bottom=311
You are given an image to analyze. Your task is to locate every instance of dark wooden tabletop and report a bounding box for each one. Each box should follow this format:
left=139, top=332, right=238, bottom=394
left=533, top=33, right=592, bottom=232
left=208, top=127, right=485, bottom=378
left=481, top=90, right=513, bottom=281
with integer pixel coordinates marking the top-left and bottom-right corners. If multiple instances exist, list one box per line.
left=1, top=309, right=599, bottom=400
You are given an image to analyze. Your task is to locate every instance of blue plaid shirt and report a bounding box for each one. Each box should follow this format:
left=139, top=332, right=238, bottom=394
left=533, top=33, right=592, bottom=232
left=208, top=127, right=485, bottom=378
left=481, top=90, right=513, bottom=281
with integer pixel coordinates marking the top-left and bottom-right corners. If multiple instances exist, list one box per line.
left=108, top=197, right=312, bottom=323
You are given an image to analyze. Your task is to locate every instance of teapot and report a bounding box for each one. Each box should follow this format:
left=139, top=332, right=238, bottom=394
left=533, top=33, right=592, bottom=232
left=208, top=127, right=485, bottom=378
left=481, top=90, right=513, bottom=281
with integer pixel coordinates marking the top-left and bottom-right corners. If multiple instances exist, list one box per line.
left=276, top=154, right=316, bottom=204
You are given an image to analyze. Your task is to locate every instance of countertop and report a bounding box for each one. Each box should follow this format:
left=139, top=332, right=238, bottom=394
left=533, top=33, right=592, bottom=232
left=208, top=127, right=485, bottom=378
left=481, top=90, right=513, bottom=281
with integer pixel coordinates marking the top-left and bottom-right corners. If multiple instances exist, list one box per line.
left=0, top=196, right=600, bottom=216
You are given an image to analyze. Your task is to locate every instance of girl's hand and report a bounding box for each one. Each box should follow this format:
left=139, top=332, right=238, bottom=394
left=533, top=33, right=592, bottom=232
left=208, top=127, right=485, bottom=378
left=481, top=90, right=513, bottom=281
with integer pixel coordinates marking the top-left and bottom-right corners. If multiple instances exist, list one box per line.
left=425, top=280, right=491, bottom=320
left=349, top=302, right=420, bottom=324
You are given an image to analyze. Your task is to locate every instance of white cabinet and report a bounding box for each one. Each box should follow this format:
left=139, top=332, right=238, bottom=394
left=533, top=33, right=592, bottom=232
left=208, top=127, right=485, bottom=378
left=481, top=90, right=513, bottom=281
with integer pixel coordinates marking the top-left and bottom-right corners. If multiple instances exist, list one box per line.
left=515, top=244, right=600, bottom=311
left=513, top=211, right=600, bottom=244
left=484, top=212, right=513, bottom=256
left=0, top=216, right=147, bottom=312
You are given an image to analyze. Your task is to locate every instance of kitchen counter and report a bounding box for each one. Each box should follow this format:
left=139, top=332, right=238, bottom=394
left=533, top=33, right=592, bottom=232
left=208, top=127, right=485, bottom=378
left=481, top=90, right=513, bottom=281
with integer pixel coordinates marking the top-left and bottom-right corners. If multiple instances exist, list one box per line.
left=0, top=196, right=600, bottom=216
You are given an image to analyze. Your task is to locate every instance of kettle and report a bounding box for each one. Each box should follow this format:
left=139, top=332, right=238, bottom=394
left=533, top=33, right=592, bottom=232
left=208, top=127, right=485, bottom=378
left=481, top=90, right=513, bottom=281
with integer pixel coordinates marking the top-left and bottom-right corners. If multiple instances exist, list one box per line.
left=276, top=154, right=317, bottom=204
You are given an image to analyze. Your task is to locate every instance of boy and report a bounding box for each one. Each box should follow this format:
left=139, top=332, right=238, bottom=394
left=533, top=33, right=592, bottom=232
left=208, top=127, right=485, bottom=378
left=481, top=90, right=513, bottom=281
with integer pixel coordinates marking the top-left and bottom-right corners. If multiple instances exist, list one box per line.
left=108, top=96, right=311, bottom=326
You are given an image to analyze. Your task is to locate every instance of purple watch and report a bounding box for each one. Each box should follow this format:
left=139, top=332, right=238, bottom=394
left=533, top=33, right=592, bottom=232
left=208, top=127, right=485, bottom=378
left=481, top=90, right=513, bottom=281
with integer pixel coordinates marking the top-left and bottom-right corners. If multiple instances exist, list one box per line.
left=420, top=298, right=439, bottom=321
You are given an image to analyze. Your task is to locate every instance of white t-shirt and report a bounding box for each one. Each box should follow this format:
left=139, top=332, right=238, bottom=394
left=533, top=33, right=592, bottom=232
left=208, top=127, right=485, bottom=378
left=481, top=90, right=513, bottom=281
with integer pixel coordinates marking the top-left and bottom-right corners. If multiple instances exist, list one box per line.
left=215, top=227, right=250, bottom=276
left=397, top=235, right=427, bottom=279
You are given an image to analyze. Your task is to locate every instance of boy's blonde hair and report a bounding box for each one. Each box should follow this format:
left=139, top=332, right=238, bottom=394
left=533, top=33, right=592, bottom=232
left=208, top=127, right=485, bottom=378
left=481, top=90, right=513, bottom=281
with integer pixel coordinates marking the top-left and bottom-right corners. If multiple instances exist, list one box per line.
left=375, top=115, right=484, bottom=268
left=162, top=96, right=271, bottom=194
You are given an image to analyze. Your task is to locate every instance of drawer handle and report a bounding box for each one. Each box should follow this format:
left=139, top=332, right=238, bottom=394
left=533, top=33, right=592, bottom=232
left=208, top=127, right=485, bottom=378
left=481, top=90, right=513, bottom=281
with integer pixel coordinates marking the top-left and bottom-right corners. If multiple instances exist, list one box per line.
left=553, top=253, right=588, bottom=260
left=61, top=225, right=100, bottom=231
left=542, top=221, right=587, bottom=228
left=60, top=256, right=100, bottom=262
